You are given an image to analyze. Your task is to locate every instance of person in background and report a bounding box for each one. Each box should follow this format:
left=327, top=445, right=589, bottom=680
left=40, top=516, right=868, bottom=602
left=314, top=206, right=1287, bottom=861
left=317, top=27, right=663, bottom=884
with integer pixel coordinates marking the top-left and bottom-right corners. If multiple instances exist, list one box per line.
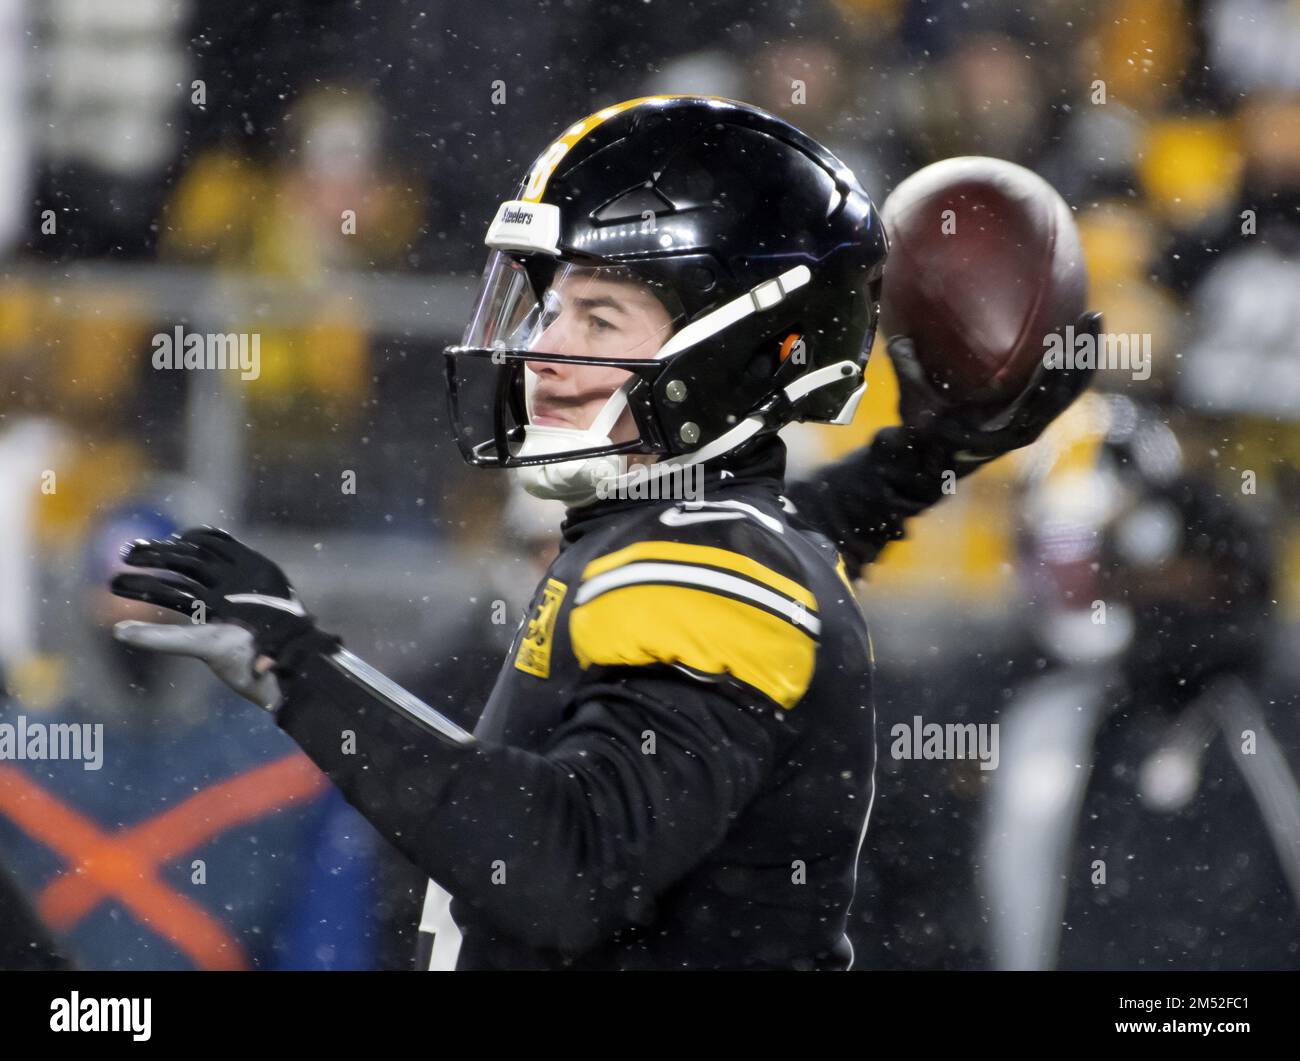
left=983, top=396, right=1300, bottom=969
left=0, top=501, right=388, bottom=970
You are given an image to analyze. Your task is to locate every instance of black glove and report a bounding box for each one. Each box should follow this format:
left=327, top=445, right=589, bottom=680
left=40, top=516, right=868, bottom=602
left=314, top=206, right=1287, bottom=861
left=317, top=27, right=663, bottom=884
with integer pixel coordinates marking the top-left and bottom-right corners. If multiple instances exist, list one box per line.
left=887, top=310, right=1102, bottom=474
left=110, top=526, right=323, bottom=661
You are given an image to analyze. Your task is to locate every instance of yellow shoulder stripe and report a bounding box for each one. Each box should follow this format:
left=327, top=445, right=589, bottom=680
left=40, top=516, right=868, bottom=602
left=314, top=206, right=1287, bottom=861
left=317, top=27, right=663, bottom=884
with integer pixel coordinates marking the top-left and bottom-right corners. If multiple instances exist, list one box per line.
left=581, top=540, right=815, bottom=609
left=570, top=583, right=816, bottom=710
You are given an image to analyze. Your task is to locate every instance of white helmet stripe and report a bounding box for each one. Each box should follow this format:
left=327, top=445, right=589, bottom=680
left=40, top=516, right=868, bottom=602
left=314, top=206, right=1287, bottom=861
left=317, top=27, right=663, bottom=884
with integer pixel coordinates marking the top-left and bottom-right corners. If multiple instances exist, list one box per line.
left=653, top=264, right=812, bottom=361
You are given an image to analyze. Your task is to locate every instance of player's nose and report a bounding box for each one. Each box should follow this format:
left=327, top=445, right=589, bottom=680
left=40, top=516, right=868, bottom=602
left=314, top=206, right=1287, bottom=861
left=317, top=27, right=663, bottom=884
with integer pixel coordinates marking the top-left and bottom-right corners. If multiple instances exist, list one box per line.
left=525, top=314, right=577, bottom=378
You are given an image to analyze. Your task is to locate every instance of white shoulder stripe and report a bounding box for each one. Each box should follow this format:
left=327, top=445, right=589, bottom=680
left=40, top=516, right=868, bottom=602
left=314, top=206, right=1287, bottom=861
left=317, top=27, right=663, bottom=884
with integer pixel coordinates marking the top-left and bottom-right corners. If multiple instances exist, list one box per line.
left=574, top=560, right=821, bottom=635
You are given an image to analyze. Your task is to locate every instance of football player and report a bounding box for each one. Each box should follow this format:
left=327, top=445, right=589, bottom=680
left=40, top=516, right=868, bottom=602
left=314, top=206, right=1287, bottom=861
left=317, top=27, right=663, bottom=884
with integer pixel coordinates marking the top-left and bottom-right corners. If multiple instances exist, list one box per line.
left=110, top=96, right=1093, bottom=970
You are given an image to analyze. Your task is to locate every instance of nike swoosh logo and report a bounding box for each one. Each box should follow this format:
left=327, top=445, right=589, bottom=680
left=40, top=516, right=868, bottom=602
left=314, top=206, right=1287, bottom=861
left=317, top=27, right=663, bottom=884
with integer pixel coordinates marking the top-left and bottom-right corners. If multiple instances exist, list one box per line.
left=658, top=508, right=747, bottom=527
left=660, top=499, right=785, bottom=534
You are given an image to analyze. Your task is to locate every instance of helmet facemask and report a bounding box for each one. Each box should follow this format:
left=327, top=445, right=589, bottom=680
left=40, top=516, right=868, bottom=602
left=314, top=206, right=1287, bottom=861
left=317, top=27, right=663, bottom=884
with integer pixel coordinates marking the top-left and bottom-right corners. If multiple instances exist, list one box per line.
left=445, top=251, right=688, bottom=503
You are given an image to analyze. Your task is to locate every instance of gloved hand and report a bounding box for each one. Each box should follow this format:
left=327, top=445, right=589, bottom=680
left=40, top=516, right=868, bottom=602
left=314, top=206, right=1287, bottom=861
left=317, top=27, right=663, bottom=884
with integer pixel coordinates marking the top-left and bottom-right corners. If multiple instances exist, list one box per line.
left=109, top=527, right=329, bottom=707
left=887, top=310, right=1102, bottom=474
left=113, top=620, right=282, bottom=710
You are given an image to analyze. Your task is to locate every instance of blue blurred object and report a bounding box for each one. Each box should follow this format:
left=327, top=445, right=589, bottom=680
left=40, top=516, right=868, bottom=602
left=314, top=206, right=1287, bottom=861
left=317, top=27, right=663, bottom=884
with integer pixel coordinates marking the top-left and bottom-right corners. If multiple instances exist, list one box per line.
left=83, top=502, right=180, bottom=587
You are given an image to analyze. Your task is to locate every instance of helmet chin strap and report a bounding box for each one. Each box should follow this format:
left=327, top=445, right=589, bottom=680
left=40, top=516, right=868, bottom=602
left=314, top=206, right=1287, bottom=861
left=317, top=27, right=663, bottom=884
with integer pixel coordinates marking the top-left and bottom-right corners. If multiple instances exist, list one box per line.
left=515, top=376, right=632, bottom=506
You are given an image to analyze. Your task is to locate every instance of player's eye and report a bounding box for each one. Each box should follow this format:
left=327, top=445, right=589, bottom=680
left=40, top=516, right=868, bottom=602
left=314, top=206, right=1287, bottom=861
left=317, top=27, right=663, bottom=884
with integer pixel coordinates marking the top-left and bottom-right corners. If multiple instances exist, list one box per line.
left=589, top=316, right=616, bottom=333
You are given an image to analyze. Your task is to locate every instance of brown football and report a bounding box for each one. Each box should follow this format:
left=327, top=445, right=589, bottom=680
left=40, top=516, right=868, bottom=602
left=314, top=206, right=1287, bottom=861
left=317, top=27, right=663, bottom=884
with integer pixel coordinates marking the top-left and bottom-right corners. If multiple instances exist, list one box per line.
left=879, top=156, right=1087, bottom=407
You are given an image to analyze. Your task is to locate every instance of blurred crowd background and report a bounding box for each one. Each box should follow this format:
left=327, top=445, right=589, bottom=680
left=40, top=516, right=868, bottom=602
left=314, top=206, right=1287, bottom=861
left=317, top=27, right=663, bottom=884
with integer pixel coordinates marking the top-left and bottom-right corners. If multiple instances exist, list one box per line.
left=0, top=0, right=1297, bottom=971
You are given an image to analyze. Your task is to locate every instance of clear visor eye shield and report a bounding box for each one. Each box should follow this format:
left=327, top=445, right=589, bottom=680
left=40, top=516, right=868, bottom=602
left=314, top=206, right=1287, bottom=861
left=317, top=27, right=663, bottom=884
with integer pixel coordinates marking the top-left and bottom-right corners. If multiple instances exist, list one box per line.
left=443, top=250, right=688, bottom=469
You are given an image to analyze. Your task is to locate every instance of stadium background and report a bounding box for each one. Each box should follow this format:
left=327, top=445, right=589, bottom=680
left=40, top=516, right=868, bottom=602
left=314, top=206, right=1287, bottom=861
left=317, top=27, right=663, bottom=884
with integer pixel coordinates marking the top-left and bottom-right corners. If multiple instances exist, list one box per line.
left=0, top=0, right=1297, bottom=969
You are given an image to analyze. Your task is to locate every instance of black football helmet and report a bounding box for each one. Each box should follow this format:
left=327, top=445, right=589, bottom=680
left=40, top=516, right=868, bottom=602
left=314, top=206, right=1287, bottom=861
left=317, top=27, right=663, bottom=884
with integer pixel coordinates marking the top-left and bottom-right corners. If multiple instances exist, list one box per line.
left=443, top=94, right=888, bottom=503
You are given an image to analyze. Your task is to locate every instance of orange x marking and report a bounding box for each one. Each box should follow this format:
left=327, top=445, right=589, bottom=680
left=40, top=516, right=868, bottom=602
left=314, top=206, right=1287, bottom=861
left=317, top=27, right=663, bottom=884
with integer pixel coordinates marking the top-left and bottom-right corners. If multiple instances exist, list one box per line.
left=0, top=753, right=329, bottom=970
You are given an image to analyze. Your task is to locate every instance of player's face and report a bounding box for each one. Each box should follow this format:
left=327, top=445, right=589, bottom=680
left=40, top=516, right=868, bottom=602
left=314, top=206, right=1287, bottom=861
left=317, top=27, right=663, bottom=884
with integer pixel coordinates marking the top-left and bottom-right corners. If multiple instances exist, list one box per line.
left=524, top=269, right=675, bottom=440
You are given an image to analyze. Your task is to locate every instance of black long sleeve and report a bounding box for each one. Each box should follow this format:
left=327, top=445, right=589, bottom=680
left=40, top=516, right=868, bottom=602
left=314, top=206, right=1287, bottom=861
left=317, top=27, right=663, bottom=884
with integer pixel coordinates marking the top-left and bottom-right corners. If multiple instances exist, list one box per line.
left=274, top=650, right=795, bottom=954
left=784, top=425, right=957, bottom=575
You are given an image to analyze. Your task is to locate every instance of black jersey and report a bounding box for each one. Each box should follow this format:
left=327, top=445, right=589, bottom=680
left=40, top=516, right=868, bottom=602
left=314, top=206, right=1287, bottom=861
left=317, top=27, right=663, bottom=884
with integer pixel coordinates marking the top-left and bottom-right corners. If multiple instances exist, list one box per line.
left=274, top=439, right=877, bottom=970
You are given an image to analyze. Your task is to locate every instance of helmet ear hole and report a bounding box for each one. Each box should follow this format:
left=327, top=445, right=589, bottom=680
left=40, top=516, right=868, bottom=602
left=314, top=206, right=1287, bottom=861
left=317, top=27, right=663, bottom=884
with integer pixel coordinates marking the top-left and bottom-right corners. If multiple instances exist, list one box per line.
left=743, top=344, right=779, bottom=381
left=742, top=327, right=807, bottom=383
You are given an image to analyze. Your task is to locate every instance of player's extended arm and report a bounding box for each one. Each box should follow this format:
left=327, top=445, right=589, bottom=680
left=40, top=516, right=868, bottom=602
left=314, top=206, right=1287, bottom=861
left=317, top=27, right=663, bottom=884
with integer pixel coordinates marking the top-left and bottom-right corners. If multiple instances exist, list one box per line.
left=784, top=423, right=957, bottom=574
left=785, top=313, right=1100, bottom=574
left=108, top=527, right=787, bottom=953
left=275, top=644, right=784, bottom=952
